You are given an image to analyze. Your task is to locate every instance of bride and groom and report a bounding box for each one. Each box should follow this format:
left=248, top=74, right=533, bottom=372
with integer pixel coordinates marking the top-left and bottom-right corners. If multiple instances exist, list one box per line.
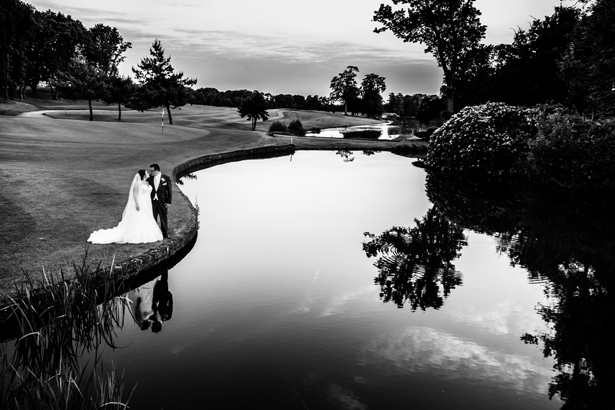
left=88, top=164, right=172, bottom=244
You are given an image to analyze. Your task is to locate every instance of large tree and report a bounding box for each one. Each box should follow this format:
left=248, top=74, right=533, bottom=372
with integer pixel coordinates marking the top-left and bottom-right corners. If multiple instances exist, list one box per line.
left=360, top=73, right=386, bottom=118
left=131, top=39, right=197, bottom=125
left=373, top=0, right=486, bottom=113
left=85, top=24, right=131, bottom=76
left=102, top=75, right=134, bottom=120
left=237, top=91, right=269, bottom=131
left=0, top=0, right=34, bottom=101
left=488, top=7, right=579, bottom=108
left=24, top=10, right=87, bottom=98
left=559, top=0, right=615, bottom=117
left=330, top=65, right=359, bottom=115
left=56, top=58, right=107, bottom=121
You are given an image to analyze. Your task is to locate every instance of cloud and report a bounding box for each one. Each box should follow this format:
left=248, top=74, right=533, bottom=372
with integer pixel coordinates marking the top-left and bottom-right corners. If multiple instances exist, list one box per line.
left=164, top=27, right=429, bottom=65
left=362, top=326, right=554, bottom=395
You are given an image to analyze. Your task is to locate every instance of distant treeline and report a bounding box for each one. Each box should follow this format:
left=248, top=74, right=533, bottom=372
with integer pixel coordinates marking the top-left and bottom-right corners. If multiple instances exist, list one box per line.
left=189, top=87, right=442, bottom=123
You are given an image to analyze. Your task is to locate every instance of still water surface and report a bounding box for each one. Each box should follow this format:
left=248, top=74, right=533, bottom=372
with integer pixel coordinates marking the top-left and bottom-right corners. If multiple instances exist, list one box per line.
left=102, top=151, right=559, bottom=409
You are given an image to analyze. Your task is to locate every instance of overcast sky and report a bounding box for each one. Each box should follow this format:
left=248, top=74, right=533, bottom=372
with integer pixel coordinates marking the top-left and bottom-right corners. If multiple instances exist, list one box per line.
left=28, top=0, right=568, bottom=97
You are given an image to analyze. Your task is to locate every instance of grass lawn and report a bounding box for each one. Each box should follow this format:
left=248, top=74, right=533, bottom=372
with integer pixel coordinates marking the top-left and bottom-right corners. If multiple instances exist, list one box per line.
left=0, top=92, right=424, bottom=299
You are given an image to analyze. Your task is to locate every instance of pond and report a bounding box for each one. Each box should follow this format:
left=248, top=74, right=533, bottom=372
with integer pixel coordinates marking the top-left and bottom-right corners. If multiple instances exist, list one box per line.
left=305, top=118, right=428, bottom=141
left=96, top=151, right=563, bottom=409
left=8, top=149, right=613, bottom=409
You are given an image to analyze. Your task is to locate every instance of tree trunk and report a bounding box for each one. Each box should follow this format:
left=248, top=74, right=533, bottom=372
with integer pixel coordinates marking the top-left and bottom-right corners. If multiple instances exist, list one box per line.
left=2, top=52, right=9, bottom=101
left=252, top=117, right=257, bottom=131
left=117, top=102, right=122, bottom=121
left=88, top=99, right=93, bottom=121
left=166, top=104, right=173, bottom=125
left=50, top=82, right=57, bottom=100
left=447, top=97, right=454, bottom=113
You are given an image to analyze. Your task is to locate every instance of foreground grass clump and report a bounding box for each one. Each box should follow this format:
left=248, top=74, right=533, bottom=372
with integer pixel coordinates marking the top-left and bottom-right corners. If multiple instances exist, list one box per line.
left=0, top=259, right=134, bottom=410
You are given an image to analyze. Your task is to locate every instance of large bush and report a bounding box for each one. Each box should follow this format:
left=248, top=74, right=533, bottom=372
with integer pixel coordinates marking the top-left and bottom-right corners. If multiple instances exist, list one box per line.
left=288, top=119, right=306, bottom=136
left=425, top=102, right=539, bottom=180
left=424, top=102, right=539, bottom=231
left=268, top=121, right=288, bottom=132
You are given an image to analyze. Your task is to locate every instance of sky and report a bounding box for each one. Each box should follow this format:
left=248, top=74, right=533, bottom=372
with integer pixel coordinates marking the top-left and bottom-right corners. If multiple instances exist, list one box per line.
left=27, top=0, right=568, bottom=97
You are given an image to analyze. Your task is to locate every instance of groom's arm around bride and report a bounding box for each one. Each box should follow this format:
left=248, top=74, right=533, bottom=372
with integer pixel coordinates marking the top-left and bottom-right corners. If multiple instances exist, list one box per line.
left=148, top=163, right=172, bottom=239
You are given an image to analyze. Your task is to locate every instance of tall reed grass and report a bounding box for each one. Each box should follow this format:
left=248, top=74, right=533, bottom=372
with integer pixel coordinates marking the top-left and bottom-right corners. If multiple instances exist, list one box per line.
left=0, top=254, right=135, bottom=409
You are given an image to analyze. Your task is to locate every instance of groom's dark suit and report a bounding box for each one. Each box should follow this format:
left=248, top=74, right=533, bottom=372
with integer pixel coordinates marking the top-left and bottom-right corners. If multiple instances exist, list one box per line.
left=148, top=174, right=172, bottom=238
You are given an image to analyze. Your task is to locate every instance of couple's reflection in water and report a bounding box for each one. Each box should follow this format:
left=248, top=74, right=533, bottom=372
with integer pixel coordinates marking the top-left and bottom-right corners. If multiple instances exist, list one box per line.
left=128, top=268, right=173, bottom=333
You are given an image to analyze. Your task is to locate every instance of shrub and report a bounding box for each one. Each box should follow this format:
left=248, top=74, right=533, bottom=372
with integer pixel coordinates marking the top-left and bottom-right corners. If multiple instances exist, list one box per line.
left=424, top=102, right=539, bottom=230
left=288, top=119, right=306, bottom=136
left=425, top=102, right=539, bottom=180
left=268, top=121, right=288, bottom=132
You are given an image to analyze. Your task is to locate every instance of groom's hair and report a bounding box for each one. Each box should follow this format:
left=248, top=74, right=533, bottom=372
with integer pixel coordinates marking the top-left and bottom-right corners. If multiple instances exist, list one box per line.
left=150, top=163, right=160, bottom=171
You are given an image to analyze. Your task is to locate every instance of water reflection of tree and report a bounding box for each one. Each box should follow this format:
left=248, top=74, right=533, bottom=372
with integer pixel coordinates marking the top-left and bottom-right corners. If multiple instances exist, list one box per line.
left=496, top=193, right=615, bottom=409
left=335, top=150, right=381, bottom=162
left=521, top=266, right=615, bottom=409
left=427, top=170, right=615, bottom=408
left=336, top=150, right=355, bottom=162
left=363, top=207, right=466, bottom=310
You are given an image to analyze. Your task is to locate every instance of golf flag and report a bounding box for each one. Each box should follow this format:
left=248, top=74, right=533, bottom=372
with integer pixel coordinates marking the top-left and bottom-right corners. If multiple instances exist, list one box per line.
left=161, top=106, right=164, bottom=134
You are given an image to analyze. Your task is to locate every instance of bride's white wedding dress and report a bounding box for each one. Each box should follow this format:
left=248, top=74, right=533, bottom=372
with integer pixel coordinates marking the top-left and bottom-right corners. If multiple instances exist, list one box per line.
left=88, top=174, right=163, bottom=244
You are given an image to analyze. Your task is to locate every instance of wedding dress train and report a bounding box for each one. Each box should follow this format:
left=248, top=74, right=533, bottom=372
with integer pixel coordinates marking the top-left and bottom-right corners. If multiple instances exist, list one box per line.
left=88, top=174, right=163, bottom=244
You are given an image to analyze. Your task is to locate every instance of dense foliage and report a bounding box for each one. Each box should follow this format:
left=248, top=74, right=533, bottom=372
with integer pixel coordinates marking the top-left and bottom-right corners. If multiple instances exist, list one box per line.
left=559, top=0, right=615, bottom=117
left=268, top=121, right=288, bottom=133
left=425, top=102, right=539, bottom=180
left=0, top=1, right=132, bottom=105
left=426, top=101, right=615, bottom=193
left=287, top=119, right=306, bottom=136
left=529, top=111, right=615, bottom=191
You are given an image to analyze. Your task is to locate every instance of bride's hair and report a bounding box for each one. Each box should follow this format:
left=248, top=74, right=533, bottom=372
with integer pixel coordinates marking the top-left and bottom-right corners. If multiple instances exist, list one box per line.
left=137, top=169, right=147, bottom=180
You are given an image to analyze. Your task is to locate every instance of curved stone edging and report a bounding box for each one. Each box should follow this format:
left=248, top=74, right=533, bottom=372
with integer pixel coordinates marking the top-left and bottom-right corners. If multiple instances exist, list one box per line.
left=173, top=144, right=297, bottom=179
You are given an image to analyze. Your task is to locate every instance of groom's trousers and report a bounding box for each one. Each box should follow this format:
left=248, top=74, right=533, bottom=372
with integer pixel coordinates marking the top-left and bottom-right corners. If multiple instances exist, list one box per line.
left=152, top=200, right=168, bottom=237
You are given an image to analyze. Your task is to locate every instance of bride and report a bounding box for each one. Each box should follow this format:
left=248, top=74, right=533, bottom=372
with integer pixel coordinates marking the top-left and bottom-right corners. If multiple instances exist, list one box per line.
left=88, top=170, right=163, bottom=244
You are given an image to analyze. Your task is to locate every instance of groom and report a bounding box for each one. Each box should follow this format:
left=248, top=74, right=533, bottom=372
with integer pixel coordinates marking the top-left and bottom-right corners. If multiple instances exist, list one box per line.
left=148, top=163, right=172, bottom=239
